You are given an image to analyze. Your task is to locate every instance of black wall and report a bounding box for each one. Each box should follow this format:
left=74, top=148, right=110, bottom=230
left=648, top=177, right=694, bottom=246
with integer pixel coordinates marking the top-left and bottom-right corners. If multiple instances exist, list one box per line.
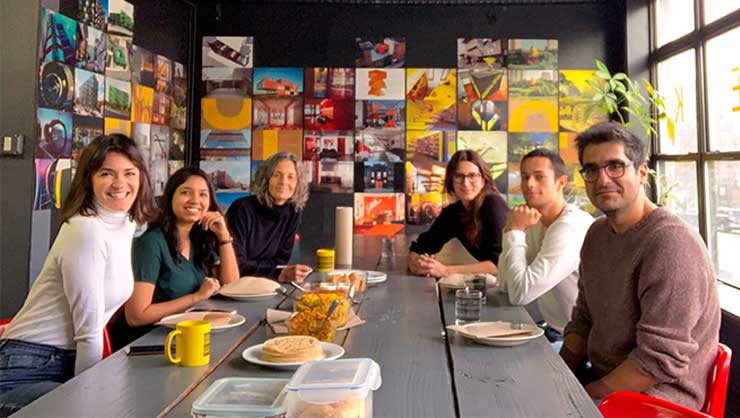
left=0, top=0, right=193, bottom=317
left=0, top=0, right=39, bottom=318
left=194, top=1, right=621, bottom=238
left=197, top=3, right=615, bottom=68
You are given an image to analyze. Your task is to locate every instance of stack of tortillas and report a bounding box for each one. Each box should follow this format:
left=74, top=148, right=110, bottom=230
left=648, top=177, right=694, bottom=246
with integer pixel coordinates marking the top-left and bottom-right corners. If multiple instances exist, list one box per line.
left=261, top=336, right=323, bottom=363
left=219, top=276, right=280, bottom=296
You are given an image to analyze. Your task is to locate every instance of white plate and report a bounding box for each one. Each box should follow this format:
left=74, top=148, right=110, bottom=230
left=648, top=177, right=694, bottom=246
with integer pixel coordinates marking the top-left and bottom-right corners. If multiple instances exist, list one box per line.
left=219, top=291, right=277, bottom=301
left=241, top=341, right=345, bottom=370
left=159, top=313, right=246, bottom=332
left=366, top=271, right=387, bottom=284
left=457, top=322, right=544, bottom=347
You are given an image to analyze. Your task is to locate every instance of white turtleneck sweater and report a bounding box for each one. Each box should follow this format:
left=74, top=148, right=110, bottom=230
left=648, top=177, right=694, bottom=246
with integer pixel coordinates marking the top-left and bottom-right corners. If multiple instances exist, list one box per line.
left=4, top=204, right=135, bottom=375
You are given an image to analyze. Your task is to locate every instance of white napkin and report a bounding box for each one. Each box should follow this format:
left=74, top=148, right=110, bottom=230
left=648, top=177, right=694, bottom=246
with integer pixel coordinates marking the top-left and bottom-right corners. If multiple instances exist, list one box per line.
left=266, top=308, right=365, bottom=334
left=446, top=321, right=536, bottom=339
left=219, top=276, right=280, bottom=296
left=438, top=273, right=497, bottom=289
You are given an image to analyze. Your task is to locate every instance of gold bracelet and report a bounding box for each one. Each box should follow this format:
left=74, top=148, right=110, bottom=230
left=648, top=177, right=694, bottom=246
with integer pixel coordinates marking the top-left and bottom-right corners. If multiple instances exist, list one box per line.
left=219, top=237, right=233, bottom=245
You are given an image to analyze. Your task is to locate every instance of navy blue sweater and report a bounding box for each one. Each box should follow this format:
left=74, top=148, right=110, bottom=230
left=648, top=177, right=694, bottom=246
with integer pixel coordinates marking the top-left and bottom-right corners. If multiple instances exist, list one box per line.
left=226, top=195, right=301, bottom=278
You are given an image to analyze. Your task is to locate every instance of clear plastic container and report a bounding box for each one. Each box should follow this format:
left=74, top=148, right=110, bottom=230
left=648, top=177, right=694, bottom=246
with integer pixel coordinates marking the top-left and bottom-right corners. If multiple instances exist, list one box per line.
left=191, top=377, right=288, bottom=418
left=284, top=358, right=382, bottom=418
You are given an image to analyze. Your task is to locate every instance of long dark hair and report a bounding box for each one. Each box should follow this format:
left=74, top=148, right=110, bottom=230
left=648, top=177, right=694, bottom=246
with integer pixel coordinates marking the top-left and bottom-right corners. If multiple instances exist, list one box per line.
left=61, top=134, right=155, bottom=224
left=154, top=167, right=221, bottom=273
left=444, top=150, right=500, bottom=246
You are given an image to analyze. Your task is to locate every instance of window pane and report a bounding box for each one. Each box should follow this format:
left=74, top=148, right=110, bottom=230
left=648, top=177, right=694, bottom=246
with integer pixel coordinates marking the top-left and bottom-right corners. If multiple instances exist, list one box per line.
left=705, top=2, right=740, bottom=24
left=706, top=26, right=740, bottom=152
left=706, top=161, right=740, bottom=288
left=658, top=161, right=699, bottom=232
left=655, top=0, right=694, bottom=47
left=657, top=50, right=698, bottom=154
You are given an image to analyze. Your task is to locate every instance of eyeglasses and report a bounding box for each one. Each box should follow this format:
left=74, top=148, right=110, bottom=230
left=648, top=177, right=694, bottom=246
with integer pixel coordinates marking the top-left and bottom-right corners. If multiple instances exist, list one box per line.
left=452, top=172, right=482, bottom=183
left=579, top=160, right=633, bottom=182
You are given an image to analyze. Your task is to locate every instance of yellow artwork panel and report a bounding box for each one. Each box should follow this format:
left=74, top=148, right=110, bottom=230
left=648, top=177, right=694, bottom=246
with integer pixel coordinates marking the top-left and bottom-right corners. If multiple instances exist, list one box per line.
left=508, top=97, right=558, bottom=132
left=201, top=97, right=252, bottom=131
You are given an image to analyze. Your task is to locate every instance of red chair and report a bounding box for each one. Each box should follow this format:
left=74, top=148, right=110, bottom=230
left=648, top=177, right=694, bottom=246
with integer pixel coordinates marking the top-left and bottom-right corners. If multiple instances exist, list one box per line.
left=599, top=343, right=732, bottom=418
left=1, top=317, right=112, bottom=359
left=599, top=391, right=712, bottom=418
left=0, top=317, right=12, bottom=337
left=102, top=325, right=113, bottom=358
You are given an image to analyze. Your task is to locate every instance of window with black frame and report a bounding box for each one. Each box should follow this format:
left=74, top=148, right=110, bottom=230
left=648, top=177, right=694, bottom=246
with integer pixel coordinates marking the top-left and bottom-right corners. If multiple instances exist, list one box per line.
left=652, top=1, right=740, bottom=288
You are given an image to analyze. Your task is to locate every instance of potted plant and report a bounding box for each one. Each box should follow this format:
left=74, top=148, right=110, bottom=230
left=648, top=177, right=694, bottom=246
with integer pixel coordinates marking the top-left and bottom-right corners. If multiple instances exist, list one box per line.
left=585, top=59, right=678, bottom=206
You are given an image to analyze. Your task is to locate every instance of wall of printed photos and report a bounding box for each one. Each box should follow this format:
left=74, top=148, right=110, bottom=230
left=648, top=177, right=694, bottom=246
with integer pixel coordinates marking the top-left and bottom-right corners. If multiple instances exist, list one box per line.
left=199, top=36, right=607, bottom=234
left=34, top=0, right=188, bottom=212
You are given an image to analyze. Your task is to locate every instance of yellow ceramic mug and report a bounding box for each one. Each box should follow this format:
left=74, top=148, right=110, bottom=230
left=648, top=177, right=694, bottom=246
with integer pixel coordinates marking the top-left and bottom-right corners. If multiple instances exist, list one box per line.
left=165, top=320, right=211, bottom=367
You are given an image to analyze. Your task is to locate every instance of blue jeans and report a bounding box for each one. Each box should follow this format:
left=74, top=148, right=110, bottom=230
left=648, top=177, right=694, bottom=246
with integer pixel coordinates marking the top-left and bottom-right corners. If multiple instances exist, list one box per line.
left=0, top=339, right=75, bottom=417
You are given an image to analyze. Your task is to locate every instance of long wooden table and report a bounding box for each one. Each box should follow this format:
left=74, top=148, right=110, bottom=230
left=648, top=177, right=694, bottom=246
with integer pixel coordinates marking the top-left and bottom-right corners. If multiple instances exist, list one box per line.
left=13, top=235, right=600, bottom=418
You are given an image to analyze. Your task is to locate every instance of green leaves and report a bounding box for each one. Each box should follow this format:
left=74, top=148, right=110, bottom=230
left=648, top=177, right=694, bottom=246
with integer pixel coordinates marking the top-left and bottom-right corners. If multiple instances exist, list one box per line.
left=588, top=60, right=675, bottom=142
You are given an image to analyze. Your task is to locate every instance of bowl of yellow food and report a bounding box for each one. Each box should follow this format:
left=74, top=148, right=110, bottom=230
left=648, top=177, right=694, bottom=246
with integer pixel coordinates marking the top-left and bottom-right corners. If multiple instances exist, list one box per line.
left=289, top=310, right=337, bottom=342
left=294, top=285, right=350, bottom=327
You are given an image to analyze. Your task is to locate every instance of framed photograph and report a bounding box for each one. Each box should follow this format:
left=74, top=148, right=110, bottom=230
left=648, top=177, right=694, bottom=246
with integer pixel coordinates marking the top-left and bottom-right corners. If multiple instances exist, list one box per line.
left=76, top=23, right=106, bottom=73
left=74, top=69, right=104, bottom=117
left=406, top=68, right=457, bottom=131
left=105, top=34, right=131, bottom=81
left=131, top=45, right=155, bottom=87
left=305, top=68, right=355, bottom=100
left=202, top=36, right=253, bottom=68
left=355, top=37, right=406, bottom=68
left=202, top=67, right=252, bottom=98
left=107, top=0, right=134, bottom=37
left=39, top=9, right=77, bottom=65
left=72, top=115, right=103, bottom=160
left=253, top=67, right=303, bottom=96
left=457, top=38, right=506, bottom=70
left=201, top=97, right=252, bottom=131
left=37, top=108, right=73, bottom=159
left=507, top=39, right=558, bottom=70
left=104, top=78, right=131, bottom=120
left=355, top=128, right=404, bottom=162
left=303, top=130, right=354, bottom=161
left=353, top=192, right=405, bottom=226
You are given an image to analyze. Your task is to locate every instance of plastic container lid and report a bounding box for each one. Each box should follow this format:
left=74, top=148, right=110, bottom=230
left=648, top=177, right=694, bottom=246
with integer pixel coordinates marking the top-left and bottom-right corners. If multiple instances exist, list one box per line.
left=191, top=377, right=288, bottom=417
left=285, top=358, right=382, bottom=403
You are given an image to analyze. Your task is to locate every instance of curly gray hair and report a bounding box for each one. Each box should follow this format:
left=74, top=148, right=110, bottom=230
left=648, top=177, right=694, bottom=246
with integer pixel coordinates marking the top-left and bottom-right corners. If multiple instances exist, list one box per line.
left=251, top=152, right=308, bottom=211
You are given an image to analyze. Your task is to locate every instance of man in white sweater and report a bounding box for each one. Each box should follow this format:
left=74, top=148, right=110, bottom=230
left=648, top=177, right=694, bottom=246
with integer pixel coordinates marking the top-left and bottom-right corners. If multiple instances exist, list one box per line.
left=497, top=148, right=593, bottom=341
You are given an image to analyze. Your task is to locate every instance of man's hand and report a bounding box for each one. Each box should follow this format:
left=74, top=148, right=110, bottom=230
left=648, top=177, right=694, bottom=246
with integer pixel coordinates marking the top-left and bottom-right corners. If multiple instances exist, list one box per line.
left=505, top=205, right=541, bottom=231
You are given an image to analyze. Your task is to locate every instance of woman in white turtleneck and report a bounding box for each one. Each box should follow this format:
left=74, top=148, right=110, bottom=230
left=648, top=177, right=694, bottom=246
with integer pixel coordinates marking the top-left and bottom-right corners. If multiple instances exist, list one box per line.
left=0, top=134, right=154, bottom=416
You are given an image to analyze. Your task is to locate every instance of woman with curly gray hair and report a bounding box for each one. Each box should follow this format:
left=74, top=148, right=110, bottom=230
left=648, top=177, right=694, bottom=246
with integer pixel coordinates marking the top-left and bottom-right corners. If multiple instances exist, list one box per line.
left=225, top=152, right=312, bottom=283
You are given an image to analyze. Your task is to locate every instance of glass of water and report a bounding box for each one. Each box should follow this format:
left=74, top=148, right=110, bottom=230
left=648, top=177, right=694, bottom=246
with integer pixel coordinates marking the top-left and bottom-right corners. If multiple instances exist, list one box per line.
left=468, top=275, right=487, bottom=304
left=455, top=288, right=482, bottom=325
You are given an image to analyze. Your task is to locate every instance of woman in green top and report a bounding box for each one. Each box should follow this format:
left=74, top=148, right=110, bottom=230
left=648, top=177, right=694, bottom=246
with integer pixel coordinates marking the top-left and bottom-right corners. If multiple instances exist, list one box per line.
left=109, top=167, right=239, bottom=349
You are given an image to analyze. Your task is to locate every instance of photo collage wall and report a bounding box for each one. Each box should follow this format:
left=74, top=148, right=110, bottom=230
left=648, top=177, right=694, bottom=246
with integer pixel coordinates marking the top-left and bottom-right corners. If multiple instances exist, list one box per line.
left=199, top=36, right=608, bottom=233
left=35, top=0, right=188, bottom=212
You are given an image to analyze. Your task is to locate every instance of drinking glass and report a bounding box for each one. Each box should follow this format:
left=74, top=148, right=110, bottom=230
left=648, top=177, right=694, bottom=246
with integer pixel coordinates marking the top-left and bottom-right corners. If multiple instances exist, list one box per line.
left=455, top=289, right=482, bottom=325
left=468, top=275, right=487, bottom=304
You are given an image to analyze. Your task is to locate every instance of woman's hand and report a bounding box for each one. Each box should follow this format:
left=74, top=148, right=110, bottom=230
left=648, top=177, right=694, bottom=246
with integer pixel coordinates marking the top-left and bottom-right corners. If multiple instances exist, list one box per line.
left=416, top=254, right=450, bottom=278
left=278, top=264, right=312, bottom=284
left=199, top=212, right=231, bottom=241
left=407, top=251, right=424, bottom=275
left=194, top=277, right=221, bottom=302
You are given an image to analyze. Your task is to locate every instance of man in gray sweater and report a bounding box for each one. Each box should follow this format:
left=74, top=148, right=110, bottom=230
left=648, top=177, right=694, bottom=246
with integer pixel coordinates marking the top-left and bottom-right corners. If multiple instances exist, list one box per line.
left=560, top=122, right=720, bottom=410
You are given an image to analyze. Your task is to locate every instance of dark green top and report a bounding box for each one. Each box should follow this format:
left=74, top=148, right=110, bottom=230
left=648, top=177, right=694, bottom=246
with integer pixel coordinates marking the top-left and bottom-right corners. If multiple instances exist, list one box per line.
left=133, top=227, right=207, bottom=303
